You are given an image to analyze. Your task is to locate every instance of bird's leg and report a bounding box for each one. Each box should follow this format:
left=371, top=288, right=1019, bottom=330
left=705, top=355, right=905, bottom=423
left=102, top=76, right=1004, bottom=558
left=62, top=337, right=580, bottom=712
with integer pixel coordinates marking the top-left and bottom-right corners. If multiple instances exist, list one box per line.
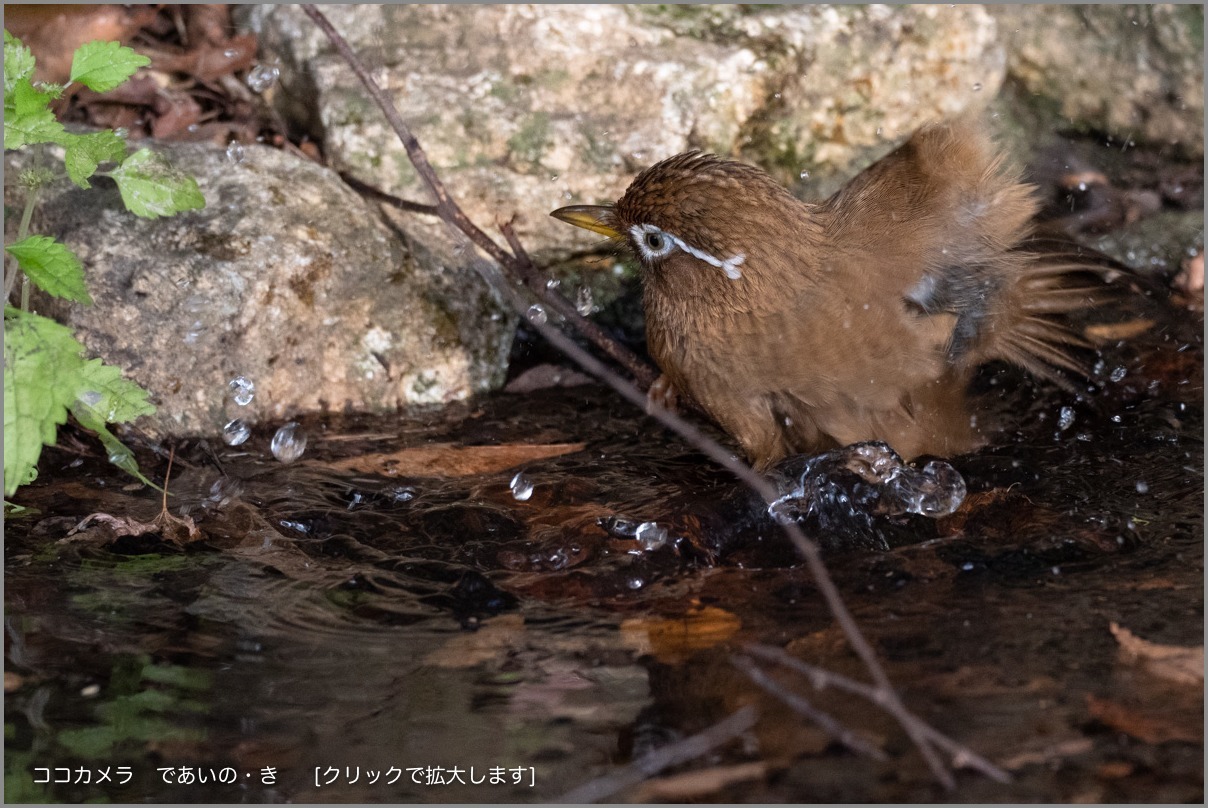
left=645, top=373, right=680, bottom=416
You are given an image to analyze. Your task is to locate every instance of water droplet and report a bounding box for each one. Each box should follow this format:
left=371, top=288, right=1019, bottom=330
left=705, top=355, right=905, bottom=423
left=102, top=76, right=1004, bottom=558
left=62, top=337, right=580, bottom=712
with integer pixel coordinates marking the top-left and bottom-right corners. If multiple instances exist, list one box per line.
left=386, top=484, right=417, bottom=502
left=246, top=63, right=280, bottom=93
left=183, top=320, right=204, bottom=344
left=635, top=521, right=668, bottom=551
left=549, top=174, right=560, bottom=182
left=1057, top=406, right=1075, bottom=431
left=228, top=376, right=255, bottom=406
left=875, top=127, right=883, bottom=137
left=799, top=169, right=810, bottom=180
left=972, top=82, right=983, bottom=92
left=224, top=48, right=239, bottom=59
left=575, top=286, right=595, bottom=316
left=627, top=576, right=644, bottom=590
left=545, top=278, right=560, bottom=290
left=509, top=472, right=534, bottom=501
left=961, top=561, right=975, bottom=571
left=223, top=419, right=251, bottom=446
left=526, top=304, right=547, bottom=325
left=225, top=141, right=245, bottom=164
left=1135, top=480, right=1149, bottom=494
left=270, top=422, right=307, bottom=463
left=1077, top=181, right=1088, bottom=191
left=186, top=123, right=199, bottom=133
left=1110, top=366, right=1127, bottom=382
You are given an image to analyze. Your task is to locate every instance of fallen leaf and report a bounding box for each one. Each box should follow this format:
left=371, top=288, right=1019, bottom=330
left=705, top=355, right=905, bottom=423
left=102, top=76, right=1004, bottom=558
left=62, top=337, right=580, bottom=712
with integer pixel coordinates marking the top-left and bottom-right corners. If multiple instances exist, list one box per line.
left=423, top=614, right=526, bottom=668
left=62, top=509, right=200, bottom=546
left=621, top=606, right=741, bottom=663
left=321, top=442, right=585, bottom=478
left=1110, top=622, right=1203, bottom=686
left=999, top=738, right=1094, bottom=771
left=5, top=4, right=158, bottom=84
left=1084, top=318, right=1156, bottom=342
left=505, top=364, right=595, bottom=393
left=1086, top=694, right=1201, bottom=744
left=631, top=761, right=768, bottom=802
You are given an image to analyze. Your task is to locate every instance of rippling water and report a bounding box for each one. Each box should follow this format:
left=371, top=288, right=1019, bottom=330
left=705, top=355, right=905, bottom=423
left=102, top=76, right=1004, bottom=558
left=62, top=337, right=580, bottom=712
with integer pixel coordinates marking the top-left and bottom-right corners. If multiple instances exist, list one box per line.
left=5, top=309, right=1202, bottom=802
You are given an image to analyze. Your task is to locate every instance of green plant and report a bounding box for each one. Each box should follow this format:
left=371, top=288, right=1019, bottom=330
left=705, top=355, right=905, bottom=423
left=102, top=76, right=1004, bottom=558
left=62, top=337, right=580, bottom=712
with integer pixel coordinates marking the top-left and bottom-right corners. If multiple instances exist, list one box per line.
left=3, top=31, right=205, bottom=498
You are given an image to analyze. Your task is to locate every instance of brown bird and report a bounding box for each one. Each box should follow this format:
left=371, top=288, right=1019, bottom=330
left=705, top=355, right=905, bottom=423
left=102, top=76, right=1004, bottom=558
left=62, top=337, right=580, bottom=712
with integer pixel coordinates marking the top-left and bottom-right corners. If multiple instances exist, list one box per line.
left=552, top=117, right=1137, bottom=470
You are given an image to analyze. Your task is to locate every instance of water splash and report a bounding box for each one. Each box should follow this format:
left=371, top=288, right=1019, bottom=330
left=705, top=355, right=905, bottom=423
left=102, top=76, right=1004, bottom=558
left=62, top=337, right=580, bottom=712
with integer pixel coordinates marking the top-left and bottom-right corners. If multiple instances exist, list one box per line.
left=510, top=472, right=534, bottom=501
left=270, top=422, right=307, bottom=463
left=223, top=419, right=251, bottom=446
left=766, top=442, right=966, bottom=550
left=635, top=522, right=668, bottom=551
left=246, top=64, right=280, bottom=93
left=228, top=376, right=255, bottom=406
left=526, top=305, right=548, bottom=326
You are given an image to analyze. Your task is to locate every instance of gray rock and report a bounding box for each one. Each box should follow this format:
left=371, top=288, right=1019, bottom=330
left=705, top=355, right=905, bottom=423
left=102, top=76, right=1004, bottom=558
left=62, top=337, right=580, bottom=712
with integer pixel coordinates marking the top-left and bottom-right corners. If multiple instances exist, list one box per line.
left=1089, top=210, right=1205, bottom=279
left=241, top=4, right=1006, bottom=255
left=987, top=4, right=1203, bottom=157
left=12, top=142, right=513, bottom=439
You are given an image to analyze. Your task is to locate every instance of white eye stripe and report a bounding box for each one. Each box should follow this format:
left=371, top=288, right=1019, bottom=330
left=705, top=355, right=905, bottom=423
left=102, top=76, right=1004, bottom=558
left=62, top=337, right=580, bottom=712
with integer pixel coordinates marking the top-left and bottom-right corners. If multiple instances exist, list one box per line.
left=628, top=223, right=746, bottom=280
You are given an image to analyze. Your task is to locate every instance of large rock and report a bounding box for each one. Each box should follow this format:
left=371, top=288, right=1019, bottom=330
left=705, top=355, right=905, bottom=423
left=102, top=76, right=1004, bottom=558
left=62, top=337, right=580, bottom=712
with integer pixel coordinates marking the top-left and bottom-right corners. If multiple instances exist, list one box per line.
left=987, top=4, right=1203, bottom=157
left=242, top=4, right=1006, bottom=255
left=12, top=142, right=513, bottom=439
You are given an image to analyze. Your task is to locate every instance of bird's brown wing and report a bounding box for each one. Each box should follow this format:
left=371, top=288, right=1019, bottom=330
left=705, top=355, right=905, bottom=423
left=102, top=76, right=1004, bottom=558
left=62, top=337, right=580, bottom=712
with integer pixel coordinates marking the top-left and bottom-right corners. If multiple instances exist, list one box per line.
left=820, top=116, right=1158, bottom=391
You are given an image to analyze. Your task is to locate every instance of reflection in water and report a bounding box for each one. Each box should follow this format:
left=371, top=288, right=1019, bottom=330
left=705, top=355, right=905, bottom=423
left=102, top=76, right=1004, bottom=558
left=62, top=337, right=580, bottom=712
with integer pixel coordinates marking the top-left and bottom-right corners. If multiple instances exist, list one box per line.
left=4, top=309, right=1203, bottom=802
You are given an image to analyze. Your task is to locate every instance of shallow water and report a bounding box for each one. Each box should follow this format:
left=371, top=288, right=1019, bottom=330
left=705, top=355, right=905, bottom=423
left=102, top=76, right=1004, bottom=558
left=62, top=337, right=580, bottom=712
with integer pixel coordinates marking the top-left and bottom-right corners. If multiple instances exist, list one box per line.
left=4, top=306, right=1203, bottom=802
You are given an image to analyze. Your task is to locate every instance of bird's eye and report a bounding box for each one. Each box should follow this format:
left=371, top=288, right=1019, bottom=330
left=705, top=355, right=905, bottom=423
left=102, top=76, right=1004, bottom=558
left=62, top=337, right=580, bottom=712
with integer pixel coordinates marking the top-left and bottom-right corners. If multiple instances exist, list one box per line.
left=630, top=224, right=676, bottom=262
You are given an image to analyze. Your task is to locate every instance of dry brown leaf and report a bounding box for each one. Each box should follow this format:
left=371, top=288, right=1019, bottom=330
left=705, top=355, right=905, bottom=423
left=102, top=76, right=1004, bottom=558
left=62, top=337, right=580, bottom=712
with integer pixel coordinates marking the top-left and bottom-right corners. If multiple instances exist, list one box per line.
left=999, top=738, right=1094, bottom=771
left=1110, top=622, right=1204, bottom=686
left=322, top=442, right=585, bottom=478
left=62, top=509, right=201, bottom=546
left=5, top=4, right=158, bottom=84
left=1084, top=318, right=1156, bottom=342
left=423, top=614, right=526, bottom=668
left=1086, top=694, right=1202, bottom=744
left=621, top=606, right=741, bottom=663
left=631, top=761, right=768, bottom=802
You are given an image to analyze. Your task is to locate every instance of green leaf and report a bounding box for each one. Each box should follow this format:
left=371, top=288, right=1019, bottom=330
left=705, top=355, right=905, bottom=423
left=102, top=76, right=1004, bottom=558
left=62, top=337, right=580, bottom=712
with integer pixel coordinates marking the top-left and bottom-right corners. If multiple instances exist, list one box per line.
left=3, top=78, right=66, bottom=149
left=70, top=403, right=158, bottom=490
left=4, top=235, right=91, bottom=303
left=4, top=30, right=36, bottom=94
left=3, top=308, right=82, bottom=496
left=3, top=307, right=157, bottom=497
left=64, top=129, right=127, bottom=188
left=69, top=40, right=150, bottom=93
left=73, top=358, right=156, bottom=424
left=109, top=148, right=205, bottom=218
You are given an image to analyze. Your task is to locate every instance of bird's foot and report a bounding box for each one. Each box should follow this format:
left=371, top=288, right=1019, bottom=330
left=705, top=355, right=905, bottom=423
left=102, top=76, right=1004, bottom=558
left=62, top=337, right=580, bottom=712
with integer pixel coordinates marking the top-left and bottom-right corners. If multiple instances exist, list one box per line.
left=646, top=374, right=680, bottom=415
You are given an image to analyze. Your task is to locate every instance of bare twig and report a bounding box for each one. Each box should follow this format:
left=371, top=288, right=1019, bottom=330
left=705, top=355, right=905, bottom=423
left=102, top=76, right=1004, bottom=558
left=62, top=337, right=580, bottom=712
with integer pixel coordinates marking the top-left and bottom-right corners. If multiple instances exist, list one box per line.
left=744, top=643, right=1012, bottom=784
left=302, top=5, right=656, bottom=389
left=338, top=172, right=440, bottom=217
left=731, top=654, right=888, bottom=762
left=299, top=4, right=1001, bottom=790
left=555, top=705, right=759, bottom=803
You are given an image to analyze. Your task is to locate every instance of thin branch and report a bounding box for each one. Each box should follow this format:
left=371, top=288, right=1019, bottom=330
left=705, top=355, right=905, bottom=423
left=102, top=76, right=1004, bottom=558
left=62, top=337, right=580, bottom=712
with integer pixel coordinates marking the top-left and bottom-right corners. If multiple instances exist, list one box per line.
left=338, top=172, right=440, bottom=217
left=731, top=654, right=888, bottom=762
left=303, top=5, right=657, bottom=389
left=299, top=4, right=999, bottom=790
left=744, top=643, right=1012, bottom=784
left=554, top=705, right=758, bottom=803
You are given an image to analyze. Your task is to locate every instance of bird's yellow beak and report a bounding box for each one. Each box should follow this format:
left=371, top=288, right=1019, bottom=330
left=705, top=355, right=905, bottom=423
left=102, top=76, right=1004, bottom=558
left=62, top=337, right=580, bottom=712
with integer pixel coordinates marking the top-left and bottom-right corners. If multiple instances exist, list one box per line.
left=550, top=205, right=621, bottom=239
